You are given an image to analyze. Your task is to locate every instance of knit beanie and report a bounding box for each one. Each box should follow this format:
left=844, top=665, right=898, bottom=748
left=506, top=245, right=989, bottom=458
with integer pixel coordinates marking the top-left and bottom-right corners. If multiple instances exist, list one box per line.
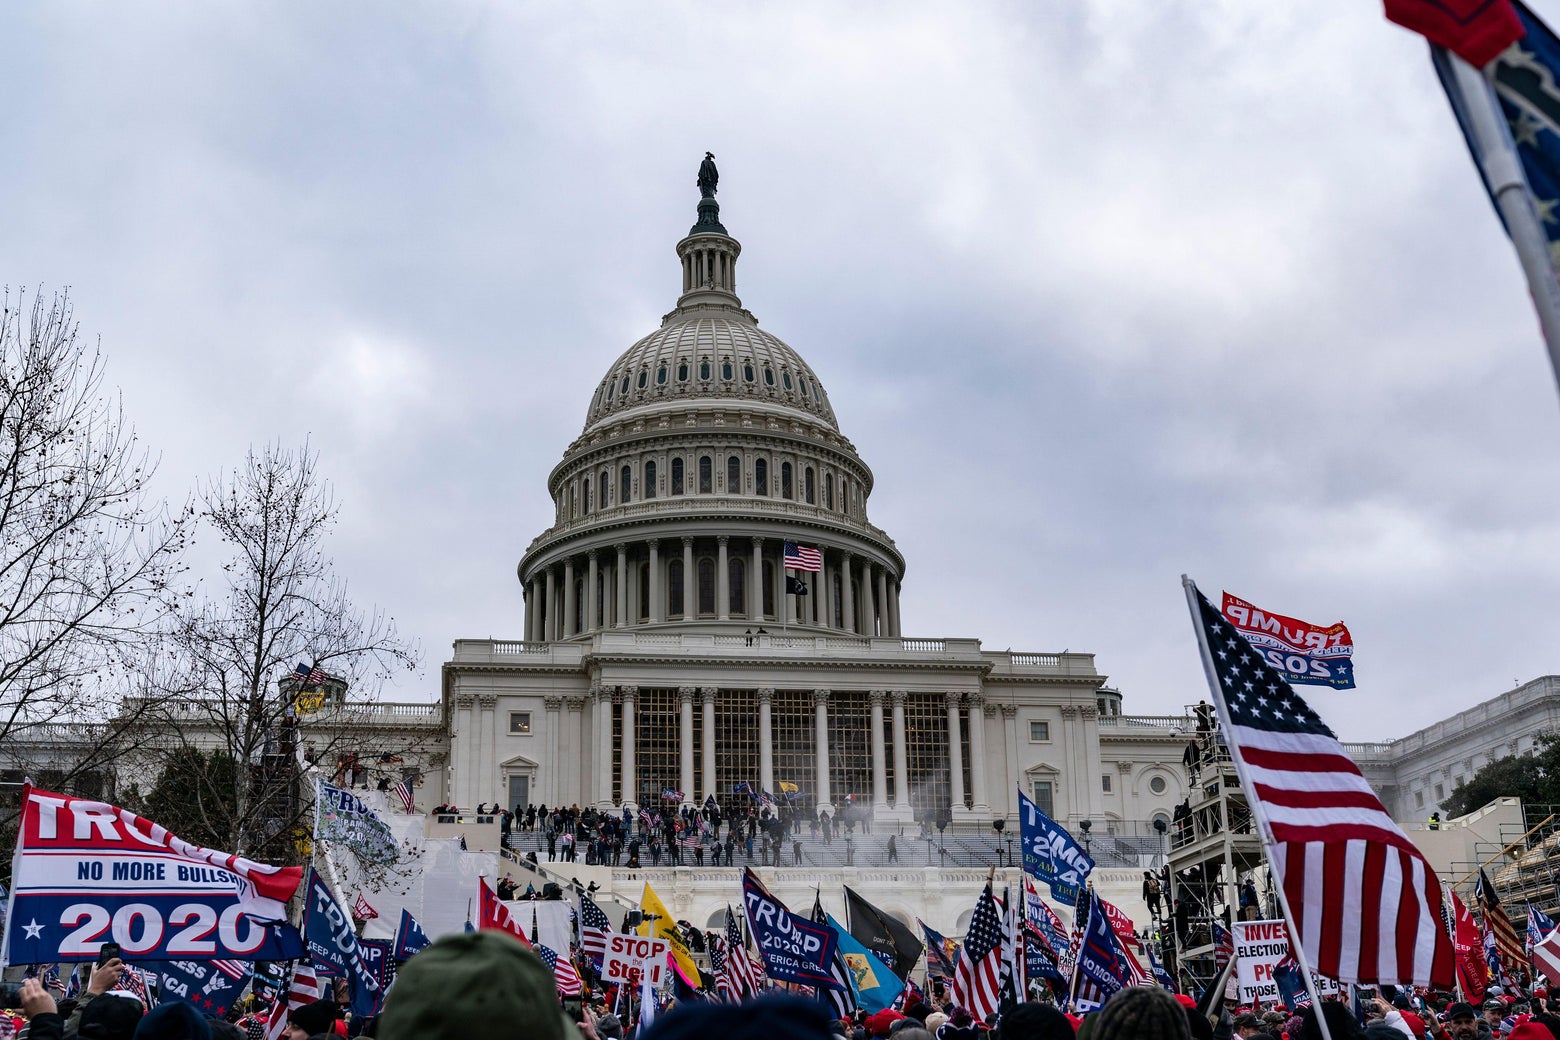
left=996, top=1002, right=1075, bottom=1040
left=379, top=931, right=572, bottom=1040
left=133, top=1001, right=213, bottom=1040
left=288, top=1000, right=338, bottom=1037
left=1092, top=987, right=1190, bottom=1040
left=78, top=994, right=146, bottom=1040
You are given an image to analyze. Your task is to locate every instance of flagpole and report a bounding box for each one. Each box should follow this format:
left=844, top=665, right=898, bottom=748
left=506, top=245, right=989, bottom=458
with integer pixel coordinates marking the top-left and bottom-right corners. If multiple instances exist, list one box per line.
left=1441, top=47, right=1560, bottom=404
left=1180, top=577, right=1333, bottom=1040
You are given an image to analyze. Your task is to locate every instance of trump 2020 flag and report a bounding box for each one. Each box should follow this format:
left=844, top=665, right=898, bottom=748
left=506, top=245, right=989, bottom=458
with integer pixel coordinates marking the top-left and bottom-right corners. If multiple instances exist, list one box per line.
left=301, top=870, right=381, bottom=999
left=1, top=785, right=304, bottom=964
left=393, top=908, right=431, bottom=960
left=1016, top=788, right=1093, bottom=905
left=1220, top=591, right=1355, bottom=690
left=1184, top=579, right=1454, bottom=987
left=314, top=780, right=399, bottom=865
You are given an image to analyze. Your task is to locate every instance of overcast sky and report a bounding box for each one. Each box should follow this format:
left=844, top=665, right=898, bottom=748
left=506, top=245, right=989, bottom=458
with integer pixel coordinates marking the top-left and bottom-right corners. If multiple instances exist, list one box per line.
left=4, top=2, right=1558, bottom=742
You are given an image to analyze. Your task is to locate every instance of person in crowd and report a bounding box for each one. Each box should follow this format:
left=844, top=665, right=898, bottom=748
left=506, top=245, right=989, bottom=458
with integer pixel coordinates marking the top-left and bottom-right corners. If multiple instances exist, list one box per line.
left=886, top=835, right=898, bottom=864
left=378, top=931, right=574, bottom=1040
left=639, top=994, right=835, bottom=1040
left=1143, top=870, right=1163, bottom=919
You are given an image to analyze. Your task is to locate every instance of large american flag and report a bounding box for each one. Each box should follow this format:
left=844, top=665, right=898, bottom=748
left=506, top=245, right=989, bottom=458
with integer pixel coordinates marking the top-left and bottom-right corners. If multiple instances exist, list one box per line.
left=1189, top=586, right=1454, bottom=987
left=580, top=895, right=614, bottom=970
left=391, top=780, right=416, bottom=814
left=537, top=943, right=584, bottom=997
left=952, top=882, right=1004, bottom=1020
left=1531, top=911, right=1560, bottom=987
left=1479, top=869, right=1529, bottom=974
left=782, top=542, right=822, bottom=573
left=722, top=906, right=763, bottom=1000
left=1213, top=922, right=1234, bottom=972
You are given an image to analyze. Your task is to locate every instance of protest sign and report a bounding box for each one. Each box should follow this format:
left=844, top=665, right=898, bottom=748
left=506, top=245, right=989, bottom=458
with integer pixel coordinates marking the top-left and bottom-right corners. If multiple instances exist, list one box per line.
left=1233, top=920, right=1341, bottom=1006
left=741, top=869, right=840, bottom=988
left=1, top=786, right=304, bottom=963
left=602, top=934, right=668, bottom=985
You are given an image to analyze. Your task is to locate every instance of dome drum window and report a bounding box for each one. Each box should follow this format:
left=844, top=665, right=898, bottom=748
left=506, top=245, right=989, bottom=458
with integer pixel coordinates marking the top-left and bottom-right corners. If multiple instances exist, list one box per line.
left=637, top=370, right=648, bottom=390
left=763, top=366, right=775, bottom=386
left=698, top=456, right=712, bottom=494
left=677, top=362, right=689, bottom=381
left=644, top=460, right=657, bottom=499
left=754, top=459, right=768, bottom=497
left=722, top=361, right=734, bottom=380
left=700, top=360, right=711, bottom=380
left=743, top=363, right=755, bottom=383
left=671, top=458, right=685, bottom=495
left=726, top=455, right=741, bottom=492
left=656, top=365, right=668, bottom=385
left=782, top=371, right=793, bottom=390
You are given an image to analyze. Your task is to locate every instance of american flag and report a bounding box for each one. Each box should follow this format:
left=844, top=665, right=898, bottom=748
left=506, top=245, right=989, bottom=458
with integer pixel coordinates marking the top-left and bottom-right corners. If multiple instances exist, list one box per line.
left=709, top=934, right=733, bottom=1001
left=391, top=780, right=416, bottom=813
left=782, top=542, right=822, bottom=573
left=117, top=964, right=154, bottom=1006
left=537, top=943, right=584, bottom=997
left=1479, top=869, right=1528, bottom=974
left=1188, top=585, right=1454, bottom=987
left=263, top=963, right=319, bottom=1040
left=812, top=893, right=858, bottom=1018
left=1072, top=887, right=1132, bottom=1013
left=952, top=882, right=1004, bottom=1020
left=580, top=895, right=614, bottom=969
left=41, top=964, right=64, bottom=996
left=722, top=906, right=763, bottom=1000
left=293, top=662, right=328, bottom=689
left=351, top=892, right=379, bottom=922
left=1532, top=913, right=1560, bottom=987
left=1213, top=922, right=1234, bottom=972
left=677, top=830, right=700, bottom=849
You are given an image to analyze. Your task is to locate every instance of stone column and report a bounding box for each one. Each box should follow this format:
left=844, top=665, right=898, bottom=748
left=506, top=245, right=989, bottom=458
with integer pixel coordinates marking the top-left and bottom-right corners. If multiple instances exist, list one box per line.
left=875, top=567, right=889, bottom=638
left=701, top=687, right=718, bottom=801
left=621, top=686, right=637, bottom=808
left=946, top=692, right=967, bottom=814
left=544, top=696, right=562, bottom=807
left=563, top=557, right=577, bottom=638
left=1001, top=705, right=1020, bottom=809
left=614, top=544, right=628, bottom=628
left=682, top=536, right=695, bottom=618
left=841, top=553, right=856, bottom=635
left=544, top=567, right=557, bottom=641
left=525, top=579, right=538, bottom=641
left=717, top=536, right=730, bottom=620
left=820, top=557, right=833, bottom=630
left=888, top=579, right=902, bottom=637
left=679, top=686, right=696, bottom=805
left=586, top=551, right=600, bottom=632
left=454, top=694, right=474, bottom=808
left=891, top=690, right=910, bottom=810
left=868, top=690, right=889, bottom=814
left=594, top=685, right=614, bottom=807
left=750, top=538, right=763, bottom=620
left=758, top=687, right=775, bottom=795
left=648, top=539, right=662, bottom=623
left=969, top=695, right=991, bottom=813
left=477, top=694, right=497, bottom=808
left=814, top=689, right=833, bottom=812
left=860, top=560, right=877, bottom=637
left=1059, top=705, right=1080, bottom=819
left=564, top=694, right=586, bottom=807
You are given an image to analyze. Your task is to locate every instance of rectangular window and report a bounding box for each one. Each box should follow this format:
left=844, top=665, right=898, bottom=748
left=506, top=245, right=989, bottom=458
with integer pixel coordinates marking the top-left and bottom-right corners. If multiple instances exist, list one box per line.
left=509, top=712, right=532, bottom=735
left=1102, top=773, right=1112, bottom=794
left=1434, top=783, right=1444, bottom=800
left=1029, top=720, right=1050, bottom=742
left=1415, top=791, right=1424, bottom=809
left=1031, top=781, right=1054, bottom=818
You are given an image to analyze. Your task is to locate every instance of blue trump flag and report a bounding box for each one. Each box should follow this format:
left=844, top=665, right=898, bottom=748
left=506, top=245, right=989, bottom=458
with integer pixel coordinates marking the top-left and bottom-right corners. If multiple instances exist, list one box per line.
left=393, top=909, right=431, bottom=960
left=740, top=868, right=842, bottom=989
left=1017, top=788, right=1093, bottom=904
left=155, top=960, right=250, bottom=1017
left=1074, top=888, right=1132, bottom=1012
left=351, top=939, right=393, bottom=1019
left=823, top=913, right=905, bottom=1014
left=301, top=870, right=381, bottom=1000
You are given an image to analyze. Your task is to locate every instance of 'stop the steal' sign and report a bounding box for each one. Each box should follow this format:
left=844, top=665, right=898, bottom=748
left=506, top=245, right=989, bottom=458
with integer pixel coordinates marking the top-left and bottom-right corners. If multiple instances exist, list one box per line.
left=741, top=868, right=841, bottom=989
left=1, top=785, right=305, bottom=964
left=1221, top=591, right=1355, bottom=690
left=601, top=934, right=668, bottom=985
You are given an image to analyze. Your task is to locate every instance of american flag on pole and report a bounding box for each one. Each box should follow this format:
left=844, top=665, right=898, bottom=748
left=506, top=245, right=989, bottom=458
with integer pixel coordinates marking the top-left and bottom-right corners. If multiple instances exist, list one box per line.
left=952, top=882, right=1004, bottom=1020
left=1185, top=582, right=1455, bottom=987
left=1531, top=910, right=1560, bottom=986
left=537, top=943, right=584, bottom=997
left=812, top=892, right=858, bottom=1018
left=1479, top=869, right=1529, bottom=974
left=116, top=964, right=154, bottom=1006
left=391, top=780, right=416, bottom=813
left=782, top=542, right=822, bottom=573
left=1213, top=922, right=1235, bottom=972
left=580, top=895, right=614, bottom=970
left=722, top=906, right=763, bottom=1000
left=351, top=892, right=379, bottom=922
left=263, top=964, right=319, bottom=1040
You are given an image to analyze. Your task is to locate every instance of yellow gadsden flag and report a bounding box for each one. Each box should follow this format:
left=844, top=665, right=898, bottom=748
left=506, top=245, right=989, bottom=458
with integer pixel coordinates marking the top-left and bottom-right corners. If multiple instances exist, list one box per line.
left=638, top=881, right=700, bottom=984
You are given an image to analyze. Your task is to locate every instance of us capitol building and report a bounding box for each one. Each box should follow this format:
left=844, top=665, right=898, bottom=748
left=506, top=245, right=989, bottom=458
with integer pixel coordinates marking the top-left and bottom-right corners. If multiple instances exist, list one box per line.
left=439, top=161, right=1191, bottom=844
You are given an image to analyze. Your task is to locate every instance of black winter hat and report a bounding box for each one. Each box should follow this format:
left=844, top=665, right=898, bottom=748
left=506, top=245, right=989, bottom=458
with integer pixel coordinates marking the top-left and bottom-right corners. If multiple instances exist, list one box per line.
left=641, top=995, right=835, bottom=1040
left=133, top=1000, right=213, bottom=1040
left=288, top=999, right=339, bottom=1036
left=78, top=994, right=146, bottom=1040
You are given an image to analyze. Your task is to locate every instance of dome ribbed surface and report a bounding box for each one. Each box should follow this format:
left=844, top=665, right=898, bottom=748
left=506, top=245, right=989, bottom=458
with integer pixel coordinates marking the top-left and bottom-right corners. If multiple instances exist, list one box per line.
left=584, top=315, right=838, bottom=431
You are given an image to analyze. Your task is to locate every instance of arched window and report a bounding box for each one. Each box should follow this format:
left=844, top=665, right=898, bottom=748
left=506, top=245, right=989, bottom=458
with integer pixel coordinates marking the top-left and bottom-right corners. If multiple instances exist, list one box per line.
left=782, top=371, right=793, bottom=390
left=621, top=465, right=632, bottom=503
left=743, top=362, right=755, bottom=382
left=600, top=471, right=610, bottom=508
left=763, top=366, right=775, bottom=386
left=831, top=571, right=844, bottom=627
left=754, top=459, right=768, bottom=497
left=762, top=563, right=775, bottom=617
left=825, top=473, right=835, bottom=510
left=637, top=370, right=648, bottom=389
left=678, top=361, right=689, bottom=381
left=697, top=558, right=716, bottom=616
left=721, top=360, right=734, bottom=381
left=671, top=458, right=684, bottom=495
left=780, top=462, right=793, bottom=500
left=582, top=479, right=591, bottom=514
left=727, top=455, right=741, bottom=492
left=656, top=365, right=667, bottom=385
left=638, top=563, right=649, bottom=622
left=805, top=467, right=816, bottom=504
left=729, top=558, right=746, bottom=617
left=698, top=456, right=712, bottom=494
left=669, top=560, right=685, bottom=618
left=699, top=360, right=711, bottom=380
left=644, top=460, right=657, bottom=499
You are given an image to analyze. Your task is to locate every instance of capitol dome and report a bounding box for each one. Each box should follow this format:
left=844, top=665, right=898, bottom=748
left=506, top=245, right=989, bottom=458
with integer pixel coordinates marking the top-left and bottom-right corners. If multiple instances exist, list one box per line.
left=517, top=160, right=904, bottom=642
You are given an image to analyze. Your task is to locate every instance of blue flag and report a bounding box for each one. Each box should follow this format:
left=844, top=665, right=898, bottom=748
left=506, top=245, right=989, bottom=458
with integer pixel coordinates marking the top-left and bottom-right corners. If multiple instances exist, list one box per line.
left=1074, top=889, right=1132, bottom=1011
left=740, top=868, right=841, bottom=989
left=1273, top=955, right=1310, bottom=1010
left=824, top=913, right=905, bottom=1013
left=301, top=869, right=381, bottom=1001
left=394, top=909, right=432, bottom=960
left=156, top=960, right=250, bottom=1017
left=1016, top=789, right=1093, bottom=904
left=352, top=939, right=393, bottom=1019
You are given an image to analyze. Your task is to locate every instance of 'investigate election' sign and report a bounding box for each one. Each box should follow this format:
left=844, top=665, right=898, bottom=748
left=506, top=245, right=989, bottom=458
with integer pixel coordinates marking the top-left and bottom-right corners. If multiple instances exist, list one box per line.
left=1234, top=920, right=1340, bottom=1006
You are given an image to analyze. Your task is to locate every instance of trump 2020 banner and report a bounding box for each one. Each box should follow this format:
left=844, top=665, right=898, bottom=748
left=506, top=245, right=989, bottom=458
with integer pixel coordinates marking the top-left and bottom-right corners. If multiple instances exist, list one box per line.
left=314, top=780, right=399, bottom=865
left=1018, top=788, right=1093, bottom=905
left=740, top=869, right=841, bottom=989
left=1220, top=591, right=1355, bottom=690
left=1, top=786, right=305, bottom=963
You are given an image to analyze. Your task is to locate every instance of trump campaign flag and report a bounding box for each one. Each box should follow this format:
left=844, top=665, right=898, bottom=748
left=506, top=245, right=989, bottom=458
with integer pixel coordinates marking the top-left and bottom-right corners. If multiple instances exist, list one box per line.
left=301, top=869, right=381, bottom=1003
left=314, top=780, right=399, bottom=865
left=1017, top=788, right=1093, bottom=905
left=1220, top=591, right=1355, bottom=690
left=393, top=909, right=431, bottom=960
left=156, top=959, right=250, bottom=1017
left=1, top=786, right=304, bottom=963
left=740, top=869, right=841, bottom=988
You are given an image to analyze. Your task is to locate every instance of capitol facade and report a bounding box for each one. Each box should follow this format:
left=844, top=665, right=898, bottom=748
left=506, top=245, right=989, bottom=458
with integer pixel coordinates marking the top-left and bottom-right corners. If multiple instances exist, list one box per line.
left=440, top=167, right=1190, bottom=841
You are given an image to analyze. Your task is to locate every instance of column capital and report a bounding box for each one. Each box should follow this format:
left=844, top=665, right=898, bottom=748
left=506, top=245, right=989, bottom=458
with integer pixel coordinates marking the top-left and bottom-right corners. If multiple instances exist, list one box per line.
left=890, top=689, right=907, bottom=706
left=944, top=691, right=962, bottom=709
left=678, top=685, right=697, bottom=704
left=587, top=548, right=600, bottom=561
left=614, top=542, right=628, bottom=555
left=1116, top=760, right=1134, bottom=774
left=682, top=535, right=694, bottom=548
left=1080, top=705, right=1099, bottom=721
left=619, top=685, right=638, bottom=702
left=717, top=534, right=729, bottom=546
left=543, top=696, right=563, bottom=712
left=564, top=694, right=587, bottom=712
left=868, top=688, right=886, bottom=706
left=757, top=687, right=774, bottom=705
left=647, top=537, right=659, bottom=550
left=478, top=694, right=498, bottom=709
left=842, top=550, right=855, bottom=563
left=1000, top=704, right=1018, bottom=720
left=968, top=693, right=985, bottom=710
left=701, top=686, right=719, bottom=704
left=983, top=701, right=999, bottom=718
left=454, top=694, right=475, bottom=709
left=1060, top=705, right=1080, bottom=719
left=813, top=688, right=831, bottom=706
left=751, top=536, right=763, bottom=549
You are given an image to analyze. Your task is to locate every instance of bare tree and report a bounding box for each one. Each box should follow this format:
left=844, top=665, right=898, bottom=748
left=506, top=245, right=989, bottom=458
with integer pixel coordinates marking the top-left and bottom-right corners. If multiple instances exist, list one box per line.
left=143, top=441, right=420, bottom=861
left=0, top=287, right=190, bottom=755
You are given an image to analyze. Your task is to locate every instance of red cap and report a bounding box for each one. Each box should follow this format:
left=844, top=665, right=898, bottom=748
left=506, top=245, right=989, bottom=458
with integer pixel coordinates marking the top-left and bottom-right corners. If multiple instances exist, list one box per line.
left=1175, top=994, right=1197, bottom=1009
left=865, top=1010, right=907, bottom=1037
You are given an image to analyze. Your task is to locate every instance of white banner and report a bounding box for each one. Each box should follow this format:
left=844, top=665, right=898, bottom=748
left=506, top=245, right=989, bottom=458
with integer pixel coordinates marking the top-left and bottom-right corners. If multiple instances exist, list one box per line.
left=1233, top=920, right=1341, bottom=1006
left=602, top=934, right=668, bottom=986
